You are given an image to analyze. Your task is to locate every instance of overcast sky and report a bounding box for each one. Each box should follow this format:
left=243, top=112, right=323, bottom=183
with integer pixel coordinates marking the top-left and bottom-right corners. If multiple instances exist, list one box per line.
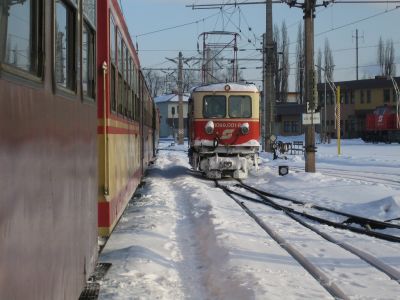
left=120, top=0, right=400, bottom=91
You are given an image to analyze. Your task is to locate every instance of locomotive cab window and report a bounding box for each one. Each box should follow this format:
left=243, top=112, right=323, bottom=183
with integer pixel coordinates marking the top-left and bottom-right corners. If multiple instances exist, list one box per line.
left=203, top=95, right=226, bottom=118
left=1, top=0, right=43, bottom=78
left=228, top=95, right=251, bottom=118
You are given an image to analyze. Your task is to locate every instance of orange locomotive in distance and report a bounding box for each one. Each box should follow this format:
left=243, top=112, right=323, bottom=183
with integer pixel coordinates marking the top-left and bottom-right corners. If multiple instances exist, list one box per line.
left=188, top=83, right=261, bottom=179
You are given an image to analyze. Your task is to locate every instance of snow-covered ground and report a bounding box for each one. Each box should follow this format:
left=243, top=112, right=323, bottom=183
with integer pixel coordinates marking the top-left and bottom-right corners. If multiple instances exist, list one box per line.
left=98, top=138, right=400, bottom=300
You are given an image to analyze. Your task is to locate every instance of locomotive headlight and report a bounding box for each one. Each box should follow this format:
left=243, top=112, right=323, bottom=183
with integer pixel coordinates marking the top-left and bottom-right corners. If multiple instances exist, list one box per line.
left=205, top=120, right=215, bottom=135
left=240, top=123, right=250, bottom=135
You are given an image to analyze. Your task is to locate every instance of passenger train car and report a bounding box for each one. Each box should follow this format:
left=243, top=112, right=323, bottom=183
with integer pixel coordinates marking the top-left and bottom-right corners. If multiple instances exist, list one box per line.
left=97, top=0, right=158, bottom=238
left=0, top=1, right=158, bottom=299
left=0, top=1, right=98, bottom=299
left=188, top=83, right=261, bottom=179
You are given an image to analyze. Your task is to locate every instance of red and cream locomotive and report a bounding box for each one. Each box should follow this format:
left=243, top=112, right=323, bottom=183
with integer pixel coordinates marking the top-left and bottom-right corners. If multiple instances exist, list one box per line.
left=188, top=83, right=261, bottom=179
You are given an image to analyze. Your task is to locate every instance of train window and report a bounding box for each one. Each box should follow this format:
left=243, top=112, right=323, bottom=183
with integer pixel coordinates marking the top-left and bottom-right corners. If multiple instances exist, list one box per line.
left=2, top=0, right=43, bottom=77
left=110, top=16, right=116, bottom=112
left=203, top=95, right=226, bottom=118
left=110, top=16, right=116, bottom=64
left=118, top=74, right=123, bottom=114
left=82, top=21, right=95, bottom=99
left=110, top=66, right=116, bottom=111
left=55, top=0, right=76, bottom=91
left=228, top=95, right=251, bottom=118
left=82, top=0, right=95, bottom=27
left=117, top=31, right=122, bottom=72
left=121, top=42, right=125, bottom=79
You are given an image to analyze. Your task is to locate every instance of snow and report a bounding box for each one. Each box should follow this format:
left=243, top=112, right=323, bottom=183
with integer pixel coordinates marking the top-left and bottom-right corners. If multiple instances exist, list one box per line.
left=192, top=83, right=259, bottom=93
left=98, top=138, right=400, bottom=299
left=154, top=93, right=190, bottom=103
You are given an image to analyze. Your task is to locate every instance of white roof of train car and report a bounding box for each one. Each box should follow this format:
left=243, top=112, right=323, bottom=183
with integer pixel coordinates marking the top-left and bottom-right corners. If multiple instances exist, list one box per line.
left=191, top=83, right=259, bottom=93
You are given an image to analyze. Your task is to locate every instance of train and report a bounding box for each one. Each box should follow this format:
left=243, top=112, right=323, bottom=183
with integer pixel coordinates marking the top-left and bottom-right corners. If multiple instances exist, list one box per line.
left=362, top=105, right=400, bottom=143
left=0, top=1, right=158, bottom=299
left=188, top=83, right=261, bottom=179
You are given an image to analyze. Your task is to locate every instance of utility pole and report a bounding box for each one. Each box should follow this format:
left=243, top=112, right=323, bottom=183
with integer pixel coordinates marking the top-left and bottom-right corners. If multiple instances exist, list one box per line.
left=264, top=0, right=275, bottom=152
left=355, top=29, right=359, bottom=80
left=352, top=29, right=364, bottom=80
left=178, top=52, right=184, bottom=145
left=302, top=0, right=316, bottom=172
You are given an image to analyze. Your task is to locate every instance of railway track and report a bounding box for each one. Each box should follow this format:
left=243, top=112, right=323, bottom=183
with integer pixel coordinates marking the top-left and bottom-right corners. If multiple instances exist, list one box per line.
left=215, top=179, right=400, bottom=299
left=287, top=166, right=400, bottom=187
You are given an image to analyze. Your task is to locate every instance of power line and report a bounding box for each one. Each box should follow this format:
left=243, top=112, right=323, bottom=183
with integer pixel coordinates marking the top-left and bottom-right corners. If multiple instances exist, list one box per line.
left=135, top=11, right=221, bottom=38
left=315, top=6, right=400, bottom=38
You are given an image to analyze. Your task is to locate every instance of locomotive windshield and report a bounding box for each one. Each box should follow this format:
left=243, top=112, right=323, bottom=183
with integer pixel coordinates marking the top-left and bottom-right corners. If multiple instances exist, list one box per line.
left=203, top=95, right=226, bottom=118
left=229, top=95, right=252, bottom=118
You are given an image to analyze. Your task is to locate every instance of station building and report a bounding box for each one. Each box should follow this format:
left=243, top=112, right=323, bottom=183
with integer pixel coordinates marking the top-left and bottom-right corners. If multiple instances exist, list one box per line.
left=273, top=76, right=400, bottom=139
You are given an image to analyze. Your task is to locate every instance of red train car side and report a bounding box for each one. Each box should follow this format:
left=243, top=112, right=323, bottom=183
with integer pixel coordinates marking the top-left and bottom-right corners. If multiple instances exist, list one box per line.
left=363, top=105, right=400, bottom=143
left=0, top=1, right=98, bottom=299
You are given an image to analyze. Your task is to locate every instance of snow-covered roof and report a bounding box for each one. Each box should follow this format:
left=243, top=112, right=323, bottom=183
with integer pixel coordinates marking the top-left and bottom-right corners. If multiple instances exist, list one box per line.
left=154, top=93, right=190, bottom=104
left=192, top=82, right=259, bottom=93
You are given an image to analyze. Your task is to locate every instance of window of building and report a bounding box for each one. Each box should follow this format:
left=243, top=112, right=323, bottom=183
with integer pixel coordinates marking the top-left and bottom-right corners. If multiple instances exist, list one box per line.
left=2, top=0, right=43, bottom=77
left=82, top=21, right=95, bottom=99
left=203, top=95, right=226, bottom=118
left=228, top=95, right=251, bottom=118
left=344, top=91, right=349, bottom=104
left=383, top=89, right=390, bottom=103
left=350, top=90, right=354, bottom=104
left=284, top=121, right=291, bottom=132
left=291, top=121, right=299, bottom=133
left=360, top=90, right=364, bottom=104
left=367, top=90, right=371, bottom=103
left=55, top=0, right=76, bottom=91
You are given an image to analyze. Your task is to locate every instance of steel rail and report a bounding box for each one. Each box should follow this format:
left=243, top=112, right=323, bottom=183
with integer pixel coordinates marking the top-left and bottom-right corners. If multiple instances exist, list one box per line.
left=233, top=183, right=400, bottom=242
left=215, top=180, right=350, bottom=300
left=237, top=180, right=400, bottom=230
left=217, top=181, right=400, bottom=284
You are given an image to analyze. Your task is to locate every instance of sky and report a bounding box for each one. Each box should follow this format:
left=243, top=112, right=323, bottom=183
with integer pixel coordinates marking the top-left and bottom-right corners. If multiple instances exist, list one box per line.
left=98, top=138, right=400, bottom=299
left=120, top=0, right=400, bottom=92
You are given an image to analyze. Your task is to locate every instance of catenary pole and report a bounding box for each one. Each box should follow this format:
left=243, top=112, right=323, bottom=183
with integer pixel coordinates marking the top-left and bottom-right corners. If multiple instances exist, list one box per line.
left=304, top=0, right=316, bottom=172
left=178, top=52, right=184, bottom=145
left=264, top=0, right=274, bottom=152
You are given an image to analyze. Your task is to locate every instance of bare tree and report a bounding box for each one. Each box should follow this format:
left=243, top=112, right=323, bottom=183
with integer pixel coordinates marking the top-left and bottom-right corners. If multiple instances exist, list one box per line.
left=273, top=24, right=281, bottom=102
left=295, top=23, right=305, bottom=103
left=324, top=38, right=334, bottom=81
left=143, top=69, right=163, bottom=97
left=377, top=36, right=385, bottom=76
left=384, top=38, right=396, bottom=76
left=377, top=36, right=396, bottom=77
left=317, top=48, right=322, bottom=84
left=273, top=21, right=289, bottom=102
left=280, top=21, right=289, bottom=102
